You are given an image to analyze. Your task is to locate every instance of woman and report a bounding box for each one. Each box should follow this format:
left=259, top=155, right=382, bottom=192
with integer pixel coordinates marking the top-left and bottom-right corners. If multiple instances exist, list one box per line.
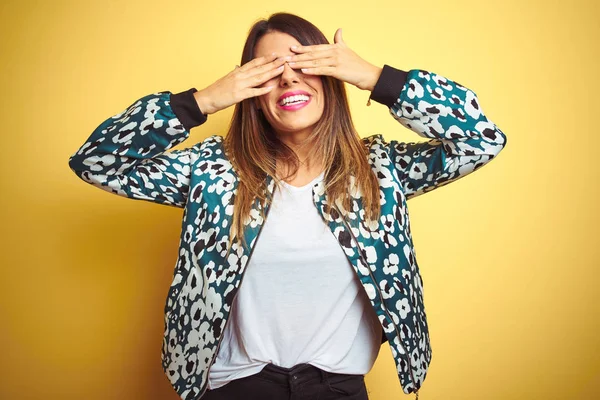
left=68, top=12, right=507, bottom=400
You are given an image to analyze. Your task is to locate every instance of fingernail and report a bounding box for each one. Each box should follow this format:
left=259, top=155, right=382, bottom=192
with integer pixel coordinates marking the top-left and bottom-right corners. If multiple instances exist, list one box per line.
left=290, top=45, right=297, bottom=50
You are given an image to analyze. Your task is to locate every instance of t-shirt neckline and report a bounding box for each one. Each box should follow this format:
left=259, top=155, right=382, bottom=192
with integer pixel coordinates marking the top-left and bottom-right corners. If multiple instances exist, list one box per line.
left=279, top=171, right=325, bottom=191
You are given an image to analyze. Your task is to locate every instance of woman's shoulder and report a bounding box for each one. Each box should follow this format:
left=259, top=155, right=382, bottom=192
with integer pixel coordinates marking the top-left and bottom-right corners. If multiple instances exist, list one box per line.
left=361, top=133, right=389, bottom=152
left=361, top=134, right=394, bottom=172
left=185, top=134, right=228, bottom=164
left=199, top=134, right=225, bottom=147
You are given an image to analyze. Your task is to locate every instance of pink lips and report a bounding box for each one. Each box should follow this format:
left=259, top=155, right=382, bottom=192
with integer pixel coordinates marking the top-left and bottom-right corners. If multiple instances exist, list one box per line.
left=277, top=90, right=311, bottom=111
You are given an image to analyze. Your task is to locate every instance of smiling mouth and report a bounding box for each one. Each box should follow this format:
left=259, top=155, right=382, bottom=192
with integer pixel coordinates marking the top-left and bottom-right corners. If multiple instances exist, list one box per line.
left=278, top=94, right=311, bottom=106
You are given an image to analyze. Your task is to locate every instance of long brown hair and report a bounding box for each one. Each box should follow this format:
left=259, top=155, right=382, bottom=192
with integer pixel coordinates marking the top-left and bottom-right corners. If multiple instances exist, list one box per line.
left=224, top=12, right=380, bottom=251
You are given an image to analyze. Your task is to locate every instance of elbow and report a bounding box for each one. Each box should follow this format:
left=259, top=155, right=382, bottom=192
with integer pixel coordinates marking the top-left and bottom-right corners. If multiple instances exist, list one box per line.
left=68, top=154, right=80, bottom=176
left=494, top=125, right=507, bottom=150
left=68, top=152, right=87, bottom=177
left=492, top=125, right=507, bottom=158
left=68, top=155, right=78, bottom=173
left=475, top=120, right=507, bottom=158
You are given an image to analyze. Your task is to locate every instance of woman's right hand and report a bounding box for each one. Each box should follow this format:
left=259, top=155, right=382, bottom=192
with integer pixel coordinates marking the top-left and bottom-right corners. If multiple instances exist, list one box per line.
left=193, top=54, right=289, bottom=115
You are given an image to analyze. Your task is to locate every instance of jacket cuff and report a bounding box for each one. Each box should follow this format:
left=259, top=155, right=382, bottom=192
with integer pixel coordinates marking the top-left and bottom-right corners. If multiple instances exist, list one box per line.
left=170, top=88, right=207, bottom=131
left=369, top=65, right=409, bottom=108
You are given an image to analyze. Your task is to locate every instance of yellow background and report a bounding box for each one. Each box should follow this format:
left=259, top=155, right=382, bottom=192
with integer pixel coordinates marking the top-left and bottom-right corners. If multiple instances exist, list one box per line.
left=1, top=0, right=598, bottom=399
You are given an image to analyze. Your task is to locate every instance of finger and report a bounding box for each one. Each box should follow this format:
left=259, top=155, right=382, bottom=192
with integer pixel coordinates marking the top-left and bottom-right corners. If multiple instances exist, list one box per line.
left=243, top=63, right=284, bottom=88
left=244, top=55, right=289, bottom=78
left=333, top=28, right=344, bottom=45
left=287, top=57, right=336, bottom=69
left=238, top=53, right=279, bottom=72
left=289, top=48, right=334, bottom=63
left=290, top=43, right=335, bottom=53
left=244, top=85, right=276, bottom=99
left=299, top=66, right=336, bottom=76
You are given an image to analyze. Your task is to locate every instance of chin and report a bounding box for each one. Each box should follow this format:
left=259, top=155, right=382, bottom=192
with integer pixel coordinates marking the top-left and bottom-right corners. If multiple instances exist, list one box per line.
left=277, top=121, right=318, bottom=135
left=276, top=114, right=321, bottom=130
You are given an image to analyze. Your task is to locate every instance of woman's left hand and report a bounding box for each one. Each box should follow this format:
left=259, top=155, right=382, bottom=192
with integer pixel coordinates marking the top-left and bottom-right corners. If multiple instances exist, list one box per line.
left=288, top=28, right=382, bottom=91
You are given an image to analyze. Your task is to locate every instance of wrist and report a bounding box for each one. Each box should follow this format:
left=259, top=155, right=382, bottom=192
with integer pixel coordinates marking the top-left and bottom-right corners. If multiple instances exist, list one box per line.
left=365, top=66, right=383, bottom=92
left=193, top=90, right=213, bottom=115
left=170, top=88, right=208, bottom=130
left=368, top=65, right=409, bottom=108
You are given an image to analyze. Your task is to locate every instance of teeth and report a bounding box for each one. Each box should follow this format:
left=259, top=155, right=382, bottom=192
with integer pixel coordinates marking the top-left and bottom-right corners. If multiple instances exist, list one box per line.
left=280, top=94, right=309, bottom=106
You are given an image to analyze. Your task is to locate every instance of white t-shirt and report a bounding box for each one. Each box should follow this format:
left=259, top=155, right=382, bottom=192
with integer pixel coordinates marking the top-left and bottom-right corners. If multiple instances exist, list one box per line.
left=207, top=171, right=382, bottom=390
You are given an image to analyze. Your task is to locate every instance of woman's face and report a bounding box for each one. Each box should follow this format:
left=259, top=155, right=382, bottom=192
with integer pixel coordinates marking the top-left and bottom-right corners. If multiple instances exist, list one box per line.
left=253, top=31, right=325, bottom=138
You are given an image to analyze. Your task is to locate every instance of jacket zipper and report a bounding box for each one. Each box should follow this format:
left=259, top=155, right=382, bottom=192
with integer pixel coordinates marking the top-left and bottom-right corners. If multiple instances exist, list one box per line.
left=197, top=197, right=273, bottom=399
left=334, top=204, right=420, bottom=399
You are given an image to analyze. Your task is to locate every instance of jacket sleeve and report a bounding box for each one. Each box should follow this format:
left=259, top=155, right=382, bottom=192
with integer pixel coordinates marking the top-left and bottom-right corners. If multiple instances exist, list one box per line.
left=369, top=66, right=507, bottom=200
left=68, top=88, right=208, bottom=208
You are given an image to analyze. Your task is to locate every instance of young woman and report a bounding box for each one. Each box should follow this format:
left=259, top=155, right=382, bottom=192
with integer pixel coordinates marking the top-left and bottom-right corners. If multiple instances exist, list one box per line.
left=68, top=12, right=507, bottom=400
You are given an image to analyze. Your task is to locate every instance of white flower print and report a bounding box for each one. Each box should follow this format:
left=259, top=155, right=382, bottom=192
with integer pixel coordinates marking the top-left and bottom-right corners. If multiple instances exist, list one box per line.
left=396, top=297, right=411, bottom=319
left=383, top=253, right=400, bottom=275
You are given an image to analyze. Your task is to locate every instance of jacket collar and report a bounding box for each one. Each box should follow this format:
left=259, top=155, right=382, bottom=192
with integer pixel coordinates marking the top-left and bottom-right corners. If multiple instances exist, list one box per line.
left=238, top=132, right=385, bottom=260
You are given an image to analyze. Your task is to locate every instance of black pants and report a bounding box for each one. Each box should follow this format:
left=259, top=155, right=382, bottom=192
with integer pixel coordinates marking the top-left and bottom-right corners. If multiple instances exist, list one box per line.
left=202, top=363, right=369, bottom=400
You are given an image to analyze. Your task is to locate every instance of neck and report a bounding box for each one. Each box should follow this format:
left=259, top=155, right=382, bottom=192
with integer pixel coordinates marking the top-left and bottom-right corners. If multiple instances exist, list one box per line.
left=275, top=128, right=314, bottom=164
left=274, top=128, right=324, bottom=179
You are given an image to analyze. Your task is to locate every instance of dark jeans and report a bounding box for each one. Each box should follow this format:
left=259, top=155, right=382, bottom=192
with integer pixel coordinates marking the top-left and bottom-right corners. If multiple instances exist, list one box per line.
left=202, top=363, right=369, bottom=400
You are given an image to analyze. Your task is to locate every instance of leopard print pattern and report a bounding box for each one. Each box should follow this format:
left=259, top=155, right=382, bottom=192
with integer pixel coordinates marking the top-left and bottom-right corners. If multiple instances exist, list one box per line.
left=68, top=69, right=507, bottom=399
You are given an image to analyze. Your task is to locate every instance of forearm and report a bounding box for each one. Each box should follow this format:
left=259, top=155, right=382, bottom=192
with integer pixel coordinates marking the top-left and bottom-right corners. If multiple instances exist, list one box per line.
left=363, top=66, right=383, bottom=92
left=171, top=88, right=209, bottom=125
left=67, top=91, right=205, bottom=206
left=376, top=66, right=507, bottom=199
left=372, top=66, right=506, bottom=156
left=369, top=65, right=409, bottom=108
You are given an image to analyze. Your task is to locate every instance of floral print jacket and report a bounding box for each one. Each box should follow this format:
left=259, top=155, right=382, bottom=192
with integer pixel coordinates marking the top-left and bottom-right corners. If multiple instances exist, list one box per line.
left=68, top=65, right=507, bottom=399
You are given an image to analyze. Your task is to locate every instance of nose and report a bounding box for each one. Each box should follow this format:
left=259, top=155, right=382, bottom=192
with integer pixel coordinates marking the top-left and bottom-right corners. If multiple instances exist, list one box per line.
left=278, top=62, right=300, bottom=87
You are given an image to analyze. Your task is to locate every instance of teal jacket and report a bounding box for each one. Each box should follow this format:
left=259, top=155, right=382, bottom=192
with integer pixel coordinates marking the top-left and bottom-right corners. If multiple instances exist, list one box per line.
left=68, top=66, right=507, bottom=399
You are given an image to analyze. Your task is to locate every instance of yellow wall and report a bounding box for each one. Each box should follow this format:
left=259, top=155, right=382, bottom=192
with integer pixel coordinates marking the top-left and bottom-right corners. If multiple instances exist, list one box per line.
left=1, top=0, right=598, bottom=399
